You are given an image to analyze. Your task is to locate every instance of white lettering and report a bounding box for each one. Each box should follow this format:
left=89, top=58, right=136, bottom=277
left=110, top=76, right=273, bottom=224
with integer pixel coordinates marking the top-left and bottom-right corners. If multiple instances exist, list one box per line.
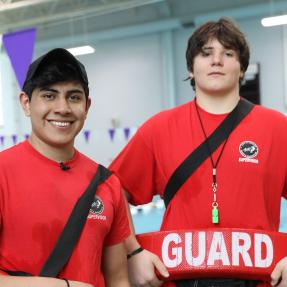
left=254, top=233, right=273, bottom=267
left=207, top=232, right=230, bottom=266
left=232, top=232, right=252, bottom=267
left=162, top=233, right=182, bottom=268
left=160, top=231, right=274, bottom=269
left=87, top=214, right=106, bottom=220
left=185, top=232, right=206, bottom=266
left=238, top=158, right=259, bottom=164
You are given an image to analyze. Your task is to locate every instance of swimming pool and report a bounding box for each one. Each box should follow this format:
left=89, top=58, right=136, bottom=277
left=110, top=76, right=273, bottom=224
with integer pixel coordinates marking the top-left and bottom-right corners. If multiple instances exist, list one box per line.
left=133, top=198, right=287, bottom=234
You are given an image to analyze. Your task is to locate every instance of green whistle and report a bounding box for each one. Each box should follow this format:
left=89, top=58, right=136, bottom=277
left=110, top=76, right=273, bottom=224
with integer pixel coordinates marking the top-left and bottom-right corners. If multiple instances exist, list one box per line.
left=212, top=206, right=219, bottom=224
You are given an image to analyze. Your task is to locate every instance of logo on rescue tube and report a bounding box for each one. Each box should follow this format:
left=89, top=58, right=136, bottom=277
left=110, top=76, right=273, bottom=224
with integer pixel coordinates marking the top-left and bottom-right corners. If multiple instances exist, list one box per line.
left=162, top=231, right=273, bottom=268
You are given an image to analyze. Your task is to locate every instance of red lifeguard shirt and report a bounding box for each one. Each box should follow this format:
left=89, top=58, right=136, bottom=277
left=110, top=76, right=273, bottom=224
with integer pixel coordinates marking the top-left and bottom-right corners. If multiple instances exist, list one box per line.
left=110, top=100, right=287, bottom=286
left=0, top=141, right=130, bottom=287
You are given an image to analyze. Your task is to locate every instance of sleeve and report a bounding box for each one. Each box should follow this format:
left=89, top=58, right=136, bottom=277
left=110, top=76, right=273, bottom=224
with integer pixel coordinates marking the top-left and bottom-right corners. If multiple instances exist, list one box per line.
left=0, top=165, right=7, bottom=274
left=109, top=129, right=161, bottom=206
left=104, top=175, right=131, bottom=246
left=282, top=116, right=287, bottom=200
left=0, top=165, right=4, bottom=232
left=284, top=181, right=287, bottom=199
left=283, top=156, right=287, bottom=199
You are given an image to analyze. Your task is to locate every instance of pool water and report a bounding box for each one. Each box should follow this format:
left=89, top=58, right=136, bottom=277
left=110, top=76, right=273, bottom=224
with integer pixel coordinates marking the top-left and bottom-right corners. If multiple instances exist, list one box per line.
left=133, top=198, right=287, bottom=234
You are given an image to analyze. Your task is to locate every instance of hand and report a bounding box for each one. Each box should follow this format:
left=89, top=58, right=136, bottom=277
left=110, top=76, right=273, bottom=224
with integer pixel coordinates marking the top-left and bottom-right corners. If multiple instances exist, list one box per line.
left=271, top=257, right=287, bottom=286
left=127, top=249, right=169, bottom=287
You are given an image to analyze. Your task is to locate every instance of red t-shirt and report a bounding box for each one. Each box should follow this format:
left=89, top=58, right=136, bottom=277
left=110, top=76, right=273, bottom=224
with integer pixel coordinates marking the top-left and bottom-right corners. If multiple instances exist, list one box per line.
left=0, top=141, right=130, bottom=287
left=110, top=99, right=287, bottom=286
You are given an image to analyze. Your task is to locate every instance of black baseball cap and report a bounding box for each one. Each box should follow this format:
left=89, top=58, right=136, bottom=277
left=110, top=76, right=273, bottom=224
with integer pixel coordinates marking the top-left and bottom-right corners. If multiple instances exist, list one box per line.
left=22, top=48, right=89, bottom=97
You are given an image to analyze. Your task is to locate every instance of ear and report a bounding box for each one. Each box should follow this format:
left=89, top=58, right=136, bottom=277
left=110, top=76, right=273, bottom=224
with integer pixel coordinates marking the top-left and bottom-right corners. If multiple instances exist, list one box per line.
left=189, top=72, right=194, bottom=79
left=19, top=92, right=31, bottom=117
left=85, top=97, right=92, bottom=115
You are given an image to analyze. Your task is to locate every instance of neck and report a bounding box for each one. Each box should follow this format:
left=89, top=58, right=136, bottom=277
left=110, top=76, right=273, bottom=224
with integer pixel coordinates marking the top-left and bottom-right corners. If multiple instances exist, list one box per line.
left=195, top=92, right=240, bottom=114
left=28, top=135, right=75, bottom=163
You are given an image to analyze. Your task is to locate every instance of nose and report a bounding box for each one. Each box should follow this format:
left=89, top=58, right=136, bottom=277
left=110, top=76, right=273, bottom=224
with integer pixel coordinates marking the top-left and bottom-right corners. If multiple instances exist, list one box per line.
left=211, top=52, right=223, bottom=66
left=53, top=98, right=72, bottom=114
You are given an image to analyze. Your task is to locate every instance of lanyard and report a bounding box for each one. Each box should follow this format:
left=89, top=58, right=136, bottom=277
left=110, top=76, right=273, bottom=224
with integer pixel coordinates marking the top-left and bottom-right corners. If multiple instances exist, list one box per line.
left=194, top=99, right=233, bottom=224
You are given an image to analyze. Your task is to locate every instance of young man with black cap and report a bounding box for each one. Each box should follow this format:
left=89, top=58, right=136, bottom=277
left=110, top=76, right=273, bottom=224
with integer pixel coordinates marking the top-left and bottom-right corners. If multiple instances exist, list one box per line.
left=110, top=18, right=287, bottom=287
left=0, top=48, right=131, bottom=287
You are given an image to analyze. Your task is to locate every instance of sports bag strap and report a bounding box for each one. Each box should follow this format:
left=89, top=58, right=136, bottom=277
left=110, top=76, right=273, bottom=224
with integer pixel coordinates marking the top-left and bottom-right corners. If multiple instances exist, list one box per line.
left=163, top=98, right=254, bottom=208
left=40, top=164, right=112, bottom=277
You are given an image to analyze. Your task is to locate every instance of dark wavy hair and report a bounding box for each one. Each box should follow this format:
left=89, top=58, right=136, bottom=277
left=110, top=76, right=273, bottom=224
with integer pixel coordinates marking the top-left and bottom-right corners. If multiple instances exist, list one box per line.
left=186, top=18, right=250, bottom=88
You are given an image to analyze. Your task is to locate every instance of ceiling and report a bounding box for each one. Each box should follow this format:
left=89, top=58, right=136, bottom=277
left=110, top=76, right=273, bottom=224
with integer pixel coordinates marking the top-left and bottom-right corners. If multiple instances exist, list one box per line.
left=1, top=0, right=287, bottom=44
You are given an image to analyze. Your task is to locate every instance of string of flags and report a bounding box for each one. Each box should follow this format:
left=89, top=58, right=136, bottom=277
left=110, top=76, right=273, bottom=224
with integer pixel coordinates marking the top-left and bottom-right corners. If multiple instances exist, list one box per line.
left=0, top=127, right=137, bottom=147
left=0, top=28, right=139, bottom=149
left=1, top=28, right=37, bottom=90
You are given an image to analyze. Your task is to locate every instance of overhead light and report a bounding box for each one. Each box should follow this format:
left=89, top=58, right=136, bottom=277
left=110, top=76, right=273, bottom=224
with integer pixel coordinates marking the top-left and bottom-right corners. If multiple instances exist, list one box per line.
left=261, top=15, right=287, bottom=27
left=67, top=45, right=95, bottom=56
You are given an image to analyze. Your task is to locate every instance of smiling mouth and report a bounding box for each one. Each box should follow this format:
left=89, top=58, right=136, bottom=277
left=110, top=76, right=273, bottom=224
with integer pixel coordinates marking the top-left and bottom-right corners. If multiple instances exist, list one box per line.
left=49, top=120, right=73, bottom=127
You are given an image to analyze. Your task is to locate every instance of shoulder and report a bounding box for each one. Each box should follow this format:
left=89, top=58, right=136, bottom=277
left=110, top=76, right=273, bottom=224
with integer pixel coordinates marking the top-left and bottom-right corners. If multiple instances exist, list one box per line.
left=252, top=104, right=287, bottom=126
left=139, top=101, right=192, bottom=134
left=104, top=173, right=121, bottom=194
left=253, top=104, right=286, bottom=117
left=0, top=141, right=26, bottom=165
left=249, top=105, right=287, bottom=143
left=98, top=172, right=123, bottom=204
left=76, top=150, right=98, bottom=166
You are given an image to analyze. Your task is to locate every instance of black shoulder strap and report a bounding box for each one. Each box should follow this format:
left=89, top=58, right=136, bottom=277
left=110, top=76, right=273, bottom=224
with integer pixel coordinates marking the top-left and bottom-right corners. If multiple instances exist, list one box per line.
left=39, top=164, right=112, bottom=277
left=163, top=99, right=254, bottom=208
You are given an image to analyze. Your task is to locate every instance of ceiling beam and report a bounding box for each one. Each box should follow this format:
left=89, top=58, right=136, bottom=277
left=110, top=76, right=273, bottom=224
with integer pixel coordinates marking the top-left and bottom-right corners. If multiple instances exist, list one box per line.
left=0, top=0, right=165, bottom=33
left=0, top=0, right=57, bottom=12
left=193, top=1, right=287, bottom=26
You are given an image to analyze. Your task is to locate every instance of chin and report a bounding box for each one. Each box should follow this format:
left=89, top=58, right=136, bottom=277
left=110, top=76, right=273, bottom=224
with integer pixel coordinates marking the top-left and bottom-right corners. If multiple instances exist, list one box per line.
left=205, top=85, right=234, bottom=95
left=45, top=137, right=74, bottom=148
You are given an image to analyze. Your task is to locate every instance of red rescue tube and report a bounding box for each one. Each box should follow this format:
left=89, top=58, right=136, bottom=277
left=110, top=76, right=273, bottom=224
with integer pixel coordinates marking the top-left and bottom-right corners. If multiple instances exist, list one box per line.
left=136, top=228, right=287, bottom=281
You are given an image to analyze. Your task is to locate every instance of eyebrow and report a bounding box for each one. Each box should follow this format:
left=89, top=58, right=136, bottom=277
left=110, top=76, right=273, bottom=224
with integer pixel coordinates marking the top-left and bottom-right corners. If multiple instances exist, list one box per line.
left=202, top=46, right=213, bottom=50
left=39, top=87, right=84, bottom=94
left=202, top=46, right=235, bottom=51
left=39, top=87, right=58, bottom=93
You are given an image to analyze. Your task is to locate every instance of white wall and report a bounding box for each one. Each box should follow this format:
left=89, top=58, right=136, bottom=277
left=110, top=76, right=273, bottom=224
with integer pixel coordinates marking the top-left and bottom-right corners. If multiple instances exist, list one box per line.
left=1, top=16, right=287, bottom=163
left=240, top=17, right=286, bottom=112
left=76, top=33, right=166, bottom=165
left=173, top=17, right=287, bottom=112
left=1, top=16, right=286, bottom=230
left=0, top=51, right=28, bottom=147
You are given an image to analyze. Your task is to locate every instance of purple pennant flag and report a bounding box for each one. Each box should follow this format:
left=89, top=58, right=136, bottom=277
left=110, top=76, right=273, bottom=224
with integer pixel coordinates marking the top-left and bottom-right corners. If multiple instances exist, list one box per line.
left=124, top=127, right=130, bottom=140
left=108, top=128, right=115, bottom=142
left=24, top=134, right=30, bottom=140
left=83, top=130, right=90, bottom=143
left=0, top=135, right=4, bottom=146
left=11, top=134, right=18, bottom=145
left=3, top=28, right=37, bottom=89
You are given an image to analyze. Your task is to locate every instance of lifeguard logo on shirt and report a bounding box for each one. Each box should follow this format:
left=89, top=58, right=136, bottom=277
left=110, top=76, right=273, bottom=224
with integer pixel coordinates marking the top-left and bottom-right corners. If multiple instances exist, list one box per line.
left=90, top=196, right=104, bottom=214
left=238, top=141, right=259, bottom=164
left=88, top=196, right=106, bottom=220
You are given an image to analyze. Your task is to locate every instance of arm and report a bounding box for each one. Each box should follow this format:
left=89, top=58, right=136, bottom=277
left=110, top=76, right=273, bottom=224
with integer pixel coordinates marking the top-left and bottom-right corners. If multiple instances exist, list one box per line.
left=123, top=189, right=169, bottom=287
left=0, top=276, right=94, bottom=287
left=271, top=257, right=287, bottom=287
left=102, top=242, right=130, bottom=287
